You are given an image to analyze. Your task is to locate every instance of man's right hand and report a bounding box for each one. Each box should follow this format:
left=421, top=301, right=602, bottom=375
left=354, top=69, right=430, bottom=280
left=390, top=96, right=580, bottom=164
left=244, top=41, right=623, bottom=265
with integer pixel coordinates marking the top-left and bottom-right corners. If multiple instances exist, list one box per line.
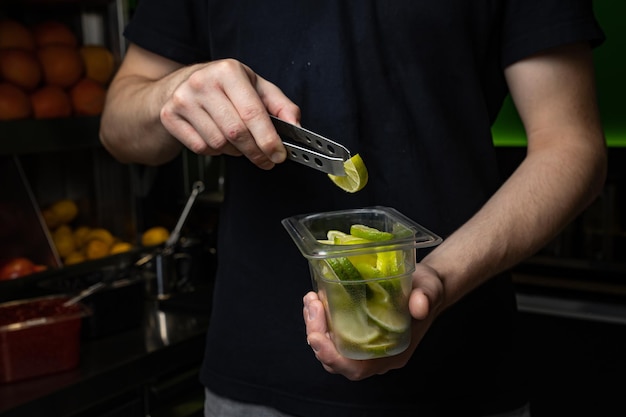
left=100, top=44, right=300, bottom=168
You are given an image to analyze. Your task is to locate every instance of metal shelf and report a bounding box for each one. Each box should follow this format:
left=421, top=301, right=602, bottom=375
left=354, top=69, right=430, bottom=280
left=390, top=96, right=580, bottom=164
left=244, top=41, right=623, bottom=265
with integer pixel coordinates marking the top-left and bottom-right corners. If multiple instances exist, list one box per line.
left=0, top=116, right=102, bottom=155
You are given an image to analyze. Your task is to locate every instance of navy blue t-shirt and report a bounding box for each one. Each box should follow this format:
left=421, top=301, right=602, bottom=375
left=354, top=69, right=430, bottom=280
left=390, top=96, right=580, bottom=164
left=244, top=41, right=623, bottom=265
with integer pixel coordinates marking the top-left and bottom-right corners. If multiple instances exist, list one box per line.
left=125, top=1, right=603, bottom=416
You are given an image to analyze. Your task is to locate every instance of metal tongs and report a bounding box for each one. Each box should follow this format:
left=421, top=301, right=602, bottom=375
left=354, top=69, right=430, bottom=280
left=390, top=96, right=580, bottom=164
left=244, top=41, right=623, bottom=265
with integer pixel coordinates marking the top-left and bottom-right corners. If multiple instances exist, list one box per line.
left=270, top=116, right=350, bottom=176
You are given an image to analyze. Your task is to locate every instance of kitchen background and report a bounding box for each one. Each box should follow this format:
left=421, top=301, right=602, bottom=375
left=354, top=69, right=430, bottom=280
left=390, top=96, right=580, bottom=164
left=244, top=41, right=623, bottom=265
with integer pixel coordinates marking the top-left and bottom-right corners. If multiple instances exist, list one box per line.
left=0, top=0, right=624, bottom=416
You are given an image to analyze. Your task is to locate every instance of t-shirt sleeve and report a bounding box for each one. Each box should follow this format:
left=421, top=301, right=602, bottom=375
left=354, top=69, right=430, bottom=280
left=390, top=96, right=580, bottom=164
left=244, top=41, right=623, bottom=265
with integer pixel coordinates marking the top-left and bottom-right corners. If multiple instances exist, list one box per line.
left=501, top=0, right=605, bottom=68
left=123, top=0, right=210, bottom=64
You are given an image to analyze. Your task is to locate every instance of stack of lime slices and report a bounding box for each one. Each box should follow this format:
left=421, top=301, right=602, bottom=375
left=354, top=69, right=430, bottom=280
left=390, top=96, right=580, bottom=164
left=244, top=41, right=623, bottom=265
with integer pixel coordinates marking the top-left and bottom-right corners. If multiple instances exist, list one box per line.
left=317, top=224, right=411, bottom=357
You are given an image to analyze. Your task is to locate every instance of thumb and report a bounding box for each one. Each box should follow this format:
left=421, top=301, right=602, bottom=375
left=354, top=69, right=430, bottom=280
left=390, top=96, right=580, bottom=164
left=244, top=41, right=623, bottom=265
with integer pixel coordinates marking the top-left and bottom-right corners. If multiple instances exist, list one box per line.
left=409, top=289, right=430, bottom=320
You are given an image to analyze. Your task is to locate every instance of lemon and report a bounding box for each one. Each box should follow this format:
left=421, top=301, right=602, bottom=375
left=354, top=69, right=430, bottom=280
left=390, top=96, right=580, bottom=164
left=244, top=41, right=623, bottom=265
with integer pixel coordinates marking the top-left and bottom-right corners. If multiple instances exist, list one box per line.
left=50, top=199, right=79, bottom=224
left=350, top=224, right=393, bottom=241
left=42, top=208, right=61, bottom=229
left=141, top=226, right=170, bottom=247
left=73, top=225, right=91, bottom=248
left=328, top=153, right=368, bottom=193
left=54, top=232, right=76, bottom=258
left=85, top=228, right=115, bottom=247
left=110, top=241, right=133, bottom=254
left=85, top=239, right=110, bottom=260
left=64, top=251, right=86, bottom=265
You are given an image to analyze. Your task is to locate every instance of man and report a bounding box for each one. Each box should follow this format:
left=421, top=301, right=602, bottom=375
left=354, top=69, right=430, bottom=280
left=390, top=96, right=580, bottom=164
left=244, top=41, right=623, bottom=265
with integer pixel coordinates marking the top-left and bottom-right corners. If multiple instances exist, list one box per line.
left=100, top=1, right=606, bottom=415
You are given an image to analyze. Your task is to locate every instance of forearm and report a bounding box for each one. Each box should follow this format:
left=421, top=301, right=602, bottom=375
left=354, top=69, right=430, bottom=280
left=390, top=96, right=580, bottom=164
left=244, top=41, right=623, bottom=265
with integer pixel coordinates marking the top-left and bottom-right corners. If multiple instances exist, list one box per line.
left=99, top=69, right=192, bottom=166
left=422, top=131, right=606, bottom=309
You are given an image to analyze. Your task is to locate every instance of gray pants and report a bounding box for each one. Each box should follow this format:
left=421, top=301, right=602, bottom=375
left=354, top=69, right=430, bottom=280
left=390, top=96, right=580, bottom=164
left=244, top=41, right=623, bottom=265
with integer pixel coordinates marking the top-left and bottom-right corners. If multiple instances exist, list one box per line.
left=204, top=388, right=532, bottom=417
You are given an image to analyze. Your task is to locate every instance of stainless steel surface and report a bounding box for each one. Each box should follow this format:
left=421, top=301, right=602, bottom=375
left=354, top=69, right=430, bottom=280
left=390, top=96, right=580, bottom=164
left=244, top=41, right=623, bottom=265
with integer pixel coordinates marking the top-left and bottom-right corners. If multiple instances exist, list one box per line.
left=270, top=116, right=350, bottom=176
left=63, top=281, right=107, bottom=307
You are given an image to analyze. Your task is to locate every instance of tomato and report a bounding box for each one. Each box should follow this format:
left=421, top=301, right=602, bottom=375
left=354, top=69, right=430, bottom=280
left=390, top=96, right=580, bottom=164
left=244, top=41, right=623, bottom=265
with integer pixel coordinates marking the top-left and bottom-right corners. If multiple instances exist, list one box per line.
left=0, top=257, right=35, bottom=280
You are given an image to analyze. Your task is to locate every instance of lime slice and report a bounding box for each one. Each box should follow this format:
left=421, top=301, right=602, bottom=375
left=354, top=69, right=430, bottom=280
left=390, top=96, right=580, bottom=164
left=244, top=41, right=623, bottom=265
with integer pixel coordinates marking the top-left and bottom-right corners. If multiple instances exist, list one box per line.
left=366, top=281, right=390, bottom=302
left=331, top=308, right=380, bottom=345
left=316, top=239, right=334, bottom=244
left=365, top=299, right=410, bottom=333
left=361, top=339, right=398, bottom=356
left=350, top=224, right=393, bottom=241
left=328, top=153, right=368, bottom=193
left=334, top=235, right=370, bottom=245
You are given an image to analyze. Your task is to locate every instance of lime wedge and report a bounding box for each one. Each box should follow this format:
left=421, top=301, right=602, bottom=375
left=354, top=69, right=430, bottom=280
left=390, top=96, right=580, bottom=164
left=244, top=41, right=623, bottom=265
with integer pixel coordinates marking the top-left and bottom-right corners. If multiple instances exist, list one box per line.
left=334, top=235, right=371, bottom=246
left=328, top=153, right=368, bottom=193
left=376, top=250, right=405, bottom=276
left=316, top=239, right=334, bottom=244
left=326, top=257, right=361, bottom=281
left=365, top=299, right=410, bottom=333
left=355, top=263, right=383, bottom=279
left=326, top=230, right=349, bottom=241
left=350, top=224, right=393, bottom=241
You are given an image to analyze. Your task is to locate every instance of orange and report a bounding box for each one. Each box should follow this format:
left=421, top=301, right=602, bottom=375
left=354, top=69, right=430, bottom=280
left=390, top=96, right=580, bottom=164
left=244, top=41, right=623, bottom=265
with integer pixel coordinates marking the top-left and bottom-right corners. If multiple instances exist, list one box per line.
left=0, top=49, right=42, bottom=91
left=42, top=207, right=61, bottom=229
left=110, top=241, right=133, bottom=255
left=31, top=85, right=73, bottom=119
left=49, top=199, right=78, bottom=224
left=85, top=239, right=110, bottom=260
left=79, top=45, right=115, bottom=85
left=53, top=224, right=73, bottom=239
left=31, top=20, right=78, bottom=47
left=84, top=227, right=115, bottom=247
left=69, top=78, right=106, bottom=115
left=0, top=82, right=32, bottom=120
left=64, top=251, right=85, bottom=265
left=53, top=231, right=76, bottom=258
left=73, top=225, right=91, bottom=248
left=37, top=44, right=84, bottom=88
left=0, top=19, right=35, bottom=50
left=141, top=226, right=170, bottom=247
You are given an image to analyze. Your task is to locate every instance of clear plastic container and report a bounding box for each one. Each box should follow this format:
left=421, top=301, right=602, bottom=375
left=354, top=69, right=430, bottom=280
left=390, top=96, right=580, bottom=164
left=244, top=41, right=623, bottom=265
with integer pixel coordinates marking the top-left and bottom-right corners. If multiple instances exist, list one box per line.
left=0, top=295, right=90, bottom=383
left=282, top=206, right=442, bottom=359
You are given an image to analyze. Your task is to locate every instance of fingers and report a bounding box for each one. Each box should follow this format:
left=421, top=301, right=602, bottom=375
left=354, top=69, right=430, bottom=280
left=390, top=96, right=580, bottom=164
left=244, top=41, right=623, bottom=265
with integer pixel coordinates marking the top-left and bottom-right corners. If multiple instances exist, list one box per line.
left=302, top=291, right=340, bottom=373
left=303, top=291, right=327, bottom=338
left=301, top=264, right=447, bottom=381
left=302, top=292, right=404, bottom=381
left=160, top=59, right=300, bottom=170
left=409, top=263, right=445, bottom=320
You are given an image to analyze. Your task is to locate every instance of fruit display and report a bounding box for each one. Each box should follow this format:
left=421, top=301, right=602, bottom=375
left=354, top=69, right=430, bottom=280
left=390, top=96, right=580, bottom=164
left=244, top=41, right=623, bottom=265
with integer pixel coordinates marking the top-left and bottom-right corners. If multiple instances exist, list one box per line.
left=41, top=198, right=135, bottom=266
left=0, top=18, right=115, bottom=121
left=38, top=198, right=173, bottom=268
